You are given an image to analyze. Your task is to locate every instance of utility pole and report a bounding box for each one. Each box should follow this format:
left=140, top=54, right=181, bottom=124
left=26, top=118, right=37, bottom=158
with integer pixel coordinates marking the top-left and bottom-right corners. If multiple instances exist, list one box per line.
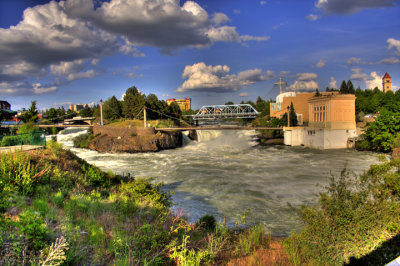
left=274, top=77, right=287, bottom=94
left=143, top=106, right=147, bottom=128
left=100, top=99, right=103, bottom=126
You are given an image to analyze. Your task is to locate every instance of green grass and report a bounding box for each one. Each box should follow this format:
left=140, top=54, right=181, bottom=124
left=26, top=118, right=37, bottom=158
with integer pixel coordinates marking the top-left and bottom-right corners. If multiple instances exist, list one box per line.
left=0, top=142, right=277, bottom=265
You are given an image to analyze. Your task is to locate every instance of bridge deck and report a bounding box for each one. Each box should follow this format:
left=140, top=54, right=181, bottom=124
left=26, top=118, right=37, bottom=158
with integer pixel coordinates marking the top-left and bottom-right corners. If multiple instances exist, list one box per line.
left=1, top=125, right=282, bottom=130
left=155, top=126, right=282, bottom=131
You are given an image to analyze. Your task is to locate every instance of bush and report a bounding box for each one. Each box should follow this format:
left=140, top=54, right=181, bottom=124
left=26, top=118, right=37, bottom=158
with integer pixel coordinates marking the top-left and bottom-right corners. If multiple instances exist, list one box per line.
left=196, top=215, right=217, bottom=232
left=1, top=135, right=21, bottom=146
left=284, top=162, right=400, bottom=265
left=73, top=132, right=94, bottom=148
left=18, top=210, right=49, bottom=250
left=355, top=139, right=370, bottom=150
left=119, top=178, right=172, bottom=208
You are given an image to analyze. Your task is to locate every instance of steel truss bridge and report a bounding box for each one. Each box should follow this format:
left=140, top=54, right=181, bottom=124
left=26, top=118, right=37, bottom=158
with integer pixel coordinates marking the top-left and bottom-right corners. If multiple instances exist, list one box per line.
left=189, top=104, right=259, bottom=120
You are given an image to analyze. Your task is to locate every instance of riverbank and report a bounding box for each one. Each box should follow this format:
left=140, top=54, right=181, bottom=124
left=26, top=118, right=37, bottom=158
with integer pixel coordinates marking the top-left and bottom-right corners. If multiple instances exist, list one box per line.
left=0, top=142, right=287, bottom=265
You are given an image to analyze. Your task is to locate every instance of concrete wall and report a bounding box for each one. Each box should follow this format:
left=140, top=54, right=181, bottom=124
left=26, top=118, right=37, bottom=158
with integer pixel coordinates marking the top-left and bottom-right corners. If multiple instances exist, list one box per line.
left=284, top=127, right=304, bottom=146
left=93, top=126, right=155, bottom=138
left=284, top=127, right=358, bottom=149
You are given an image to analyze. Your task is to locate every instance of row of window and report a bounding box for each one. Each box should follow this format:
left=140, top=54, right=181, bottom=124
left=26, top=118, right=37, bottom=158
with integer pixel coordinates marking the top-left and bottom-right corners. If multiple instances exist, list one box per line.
left=313, top=105, right=327, bottom=122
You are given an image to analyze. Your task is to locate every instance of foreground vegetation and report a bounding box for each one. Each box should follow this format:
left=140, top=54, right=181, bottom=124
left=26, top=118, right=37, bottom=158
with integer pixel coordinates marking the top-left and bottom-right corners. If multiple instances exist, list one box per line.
left=285, top=157, right=400, bottom=265
left=0, top=142, right=286, bottom=265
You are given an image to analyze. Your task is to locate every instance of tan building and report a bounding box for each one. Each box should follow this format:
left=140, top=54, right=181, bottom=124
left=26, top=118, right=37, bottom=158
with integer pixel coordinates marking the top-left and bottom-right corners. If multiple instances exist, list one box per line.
left=382, top=72, right=392, bottom=93
left=308, top=94, right=356, bottom=130
left=167, top=98, right=191, bottom=111
left=270, top=91, right=339, bottom=125
left=280, top=93, right=357, bottom=149
left=69, top=104, right=84, bottom=112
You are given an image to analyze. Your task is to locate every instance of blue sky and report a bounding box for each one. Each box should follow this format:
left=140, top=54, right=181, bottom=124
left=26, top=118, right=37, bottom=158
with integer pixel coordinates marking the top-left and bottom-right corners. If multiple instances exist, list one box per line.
left=0, top=0, right=399, bottom=110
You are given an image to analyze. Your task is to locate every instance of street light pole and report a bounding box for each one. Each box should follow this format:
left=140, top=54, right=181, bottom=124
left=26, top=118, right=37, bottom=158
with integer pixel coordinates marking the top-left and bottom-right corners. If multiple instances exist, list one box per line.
left=143, top=106, right=147, bottom=128
left=100, top=99, right=103, bottom=126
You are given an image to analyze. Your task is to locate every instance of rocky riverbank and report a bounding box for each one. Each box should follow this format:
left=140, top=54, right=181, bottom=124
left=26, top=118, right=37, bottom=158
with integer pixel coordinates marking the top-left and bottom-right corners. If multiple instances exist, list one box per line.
left=87, top=126, right=182, bottom=153
left=89, top=131, right=182, bottom=153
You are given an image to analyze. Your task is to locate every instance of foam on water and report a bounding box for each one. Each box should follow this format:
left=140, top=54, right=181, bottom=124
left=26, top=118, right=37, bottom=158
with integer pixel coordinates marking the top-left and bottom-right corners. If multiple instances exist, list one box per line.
left=58, top=128, right=381, bottom=236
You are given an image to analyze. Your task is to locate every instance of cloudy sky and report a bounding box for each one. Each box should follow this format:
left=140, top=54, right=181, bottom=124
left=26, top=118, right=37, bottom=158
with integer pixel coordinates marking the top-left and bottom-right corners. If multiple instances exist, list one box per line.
left=0, top=0, right=399, bottom=110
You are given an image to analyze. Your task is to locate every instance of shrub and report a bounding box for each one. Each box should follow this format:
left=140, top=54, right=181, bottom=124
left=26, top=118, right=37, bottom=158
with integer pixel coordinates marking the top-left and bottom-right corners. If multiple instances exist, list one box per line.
left=119, top=178, right=172, bottom=208
left=0, top=151, right=44, bottom=195
left=18, top=210, right=49, bottom=250
left=1, top=135, right=21, bottom=146
left=284, top=162, right=400, bottom=265
left=355, top=139, right=370, bottom=150
left=196, top=215, right=217, bottom=232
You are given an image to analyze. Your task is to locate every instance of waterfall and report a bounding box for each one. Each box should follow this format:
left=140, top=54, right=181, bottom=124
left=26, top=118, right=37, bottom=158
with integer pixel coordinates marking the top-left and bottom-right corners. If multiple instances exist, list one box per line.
left=57, top=127, right=89, bottom=147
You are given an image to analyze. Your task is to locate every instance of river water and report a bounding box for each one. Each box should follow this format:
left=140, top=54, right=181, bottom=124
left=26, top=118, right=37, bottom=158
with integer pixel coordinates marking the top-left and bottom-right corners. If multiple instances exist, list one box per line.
left=57, top=128, right=381, bottom=236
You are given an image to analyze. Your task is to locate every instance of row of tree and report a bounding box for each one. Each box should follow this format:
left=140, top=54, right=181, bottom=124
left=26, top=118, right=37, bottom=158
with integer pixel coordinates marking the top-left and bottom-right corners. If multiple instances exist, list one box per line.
left=102, top=86, right=182, bottom=121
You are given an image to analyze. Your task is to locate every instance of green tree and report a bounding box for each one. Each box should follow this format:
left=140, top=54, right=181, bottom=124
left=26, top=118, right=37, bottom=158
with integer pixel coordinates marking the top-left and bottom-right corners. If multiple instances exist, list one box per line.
left=339, top=80, right=348, bottom=94
left=66, top=108, right=76, bottom=119
left=167, top=102, right=182, bottom=119
left=79, top=104, right=93, bottom=117
left=45, top=108, right=58, bottom=122
left=103, top=96, right=121, bottom=121
left=122, top=86, right=145, bottom=119
left=145, top=94, right=163, bottom=120
left=21, top=101, right=39, bottom=123
left=346, top=80, right=355, bottom=94
left=255, top=96, right=270, bottom=117
left=363, top=109, right=400, bottom=152
left=289, top=102, right=298, bottom=127
left=225, top=101, right=235, bottom=105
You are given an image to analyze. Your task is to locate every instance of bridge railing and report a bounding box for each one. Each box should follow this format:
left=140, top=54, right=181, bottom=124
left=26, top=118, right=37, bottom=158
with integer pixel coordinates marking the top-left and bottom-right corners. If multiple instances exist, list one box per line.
left=189, top=104, right=260, bottom=120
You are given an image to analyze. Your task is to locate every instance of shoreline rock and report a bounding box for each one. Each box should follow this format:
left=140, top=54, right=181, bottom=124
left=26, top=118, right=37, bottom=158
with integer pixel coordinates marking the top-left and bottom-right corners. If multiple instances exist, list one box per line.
left=88, top=126, right=182, bottom=153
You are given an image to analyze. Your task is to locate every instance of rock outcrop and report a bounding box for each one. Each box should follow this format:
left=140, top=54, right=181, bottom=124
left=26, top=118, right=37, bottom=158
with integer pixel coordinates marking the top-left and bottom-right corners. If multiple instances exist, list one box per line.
left=88, top=128, right=182, bottom=153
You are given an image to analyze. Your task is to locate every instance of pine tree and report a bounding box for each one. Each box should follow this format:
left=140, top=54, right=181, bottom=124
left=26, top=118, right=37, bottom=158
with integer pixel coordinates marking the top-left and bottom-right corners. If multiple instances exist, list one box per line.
left=289, top=102, right=298, bottom=127
left=347, top=80, right=355, bottom=94
left=339, top=80, right=348, bottom=94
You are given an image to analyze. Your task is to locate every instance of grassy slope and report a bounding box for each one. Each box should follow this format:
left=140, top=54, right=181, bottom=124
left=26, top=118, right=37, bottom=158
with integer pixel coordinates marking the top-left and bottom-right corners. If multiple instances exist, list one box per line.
left=0, top=142, right=282, bottom=265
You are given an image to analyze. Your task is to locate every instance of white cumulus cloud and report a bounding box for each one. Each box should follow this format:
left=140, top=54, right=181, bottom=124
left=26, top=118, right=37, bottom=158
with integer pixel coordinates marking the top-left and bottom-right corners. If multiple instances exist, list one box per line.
left=0, top=0, right=269, bottom=96
left=33, top=83, right=57, bottom=94
left=288, top=72, right=319, bottom=91
left=347, top=57, right=364, bottom=66
left=329, top=76, right=338, bottom=89
left=177, top=62, right=275, bottom=93
left=212, top=13, right=230, bottom=26
left=350, top=68, right=383, bottom=90
left=387, top=38, right=400, bottom=55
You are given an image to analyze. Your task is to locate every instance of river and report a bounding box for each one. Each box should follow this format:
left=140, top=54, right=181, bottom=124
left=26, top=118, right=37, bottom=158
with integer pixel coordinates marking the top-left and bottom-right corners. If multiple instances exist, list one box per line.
left=57, top=127, right=381, bottom=236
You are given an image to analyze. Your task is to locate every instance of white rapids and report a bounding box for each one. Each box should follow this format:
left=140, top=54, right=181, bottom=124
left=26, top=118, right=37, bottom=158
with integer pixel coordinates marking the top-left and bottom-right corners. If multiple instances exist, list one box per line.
left=57, top=128, right=381, bottom=236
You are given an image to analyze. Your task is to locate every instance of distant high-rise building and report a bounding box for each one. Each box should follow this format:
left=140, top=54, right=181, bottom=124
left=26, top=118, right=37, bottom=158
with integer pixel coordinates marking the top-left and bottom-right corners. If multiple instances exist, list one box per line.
left=69, top=103, right=85, bottom=112
left=167, top=98, right=191, bottom=111
left=382, top=72, right=392, bottom=93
